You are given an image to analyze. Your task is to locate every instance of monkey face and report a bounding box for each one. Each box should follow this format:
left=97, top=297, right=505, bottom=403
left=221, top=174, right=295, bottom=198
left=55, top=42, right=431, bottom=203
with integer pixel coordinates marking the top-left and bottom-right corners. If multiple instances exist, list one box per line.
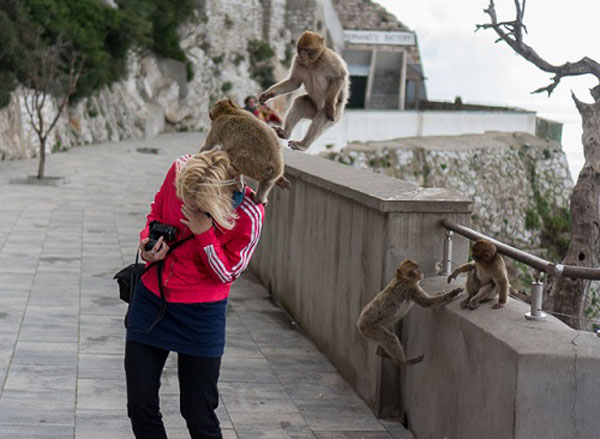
left=396, top=259, right=423, bottom=282
left=296, top=31, right=325, bottom=66
left=410, top=268, right=424, bottom=281
left=472, top=239, right=497, bottom=262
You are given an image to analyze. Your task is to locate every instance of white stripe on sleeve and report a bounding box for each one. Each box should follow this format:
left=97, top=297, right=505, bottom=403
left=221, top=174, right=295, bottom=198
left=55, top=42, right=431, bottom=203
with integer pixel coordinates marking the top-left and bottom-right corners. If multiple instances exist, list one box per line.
left=204, top=245, right=232, bottom=283
left=232, top=200, right=257, bottom=272
left=233, top=199, right=263, bottom=276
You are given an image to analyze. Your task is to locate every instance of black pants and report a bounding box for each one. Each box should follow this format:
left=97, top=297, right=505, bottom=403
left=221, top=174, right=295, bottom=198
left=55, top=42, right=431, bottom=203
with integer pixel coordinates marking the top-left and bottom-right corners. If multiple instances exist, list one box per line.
left=125, top=340, right=222, bottom=439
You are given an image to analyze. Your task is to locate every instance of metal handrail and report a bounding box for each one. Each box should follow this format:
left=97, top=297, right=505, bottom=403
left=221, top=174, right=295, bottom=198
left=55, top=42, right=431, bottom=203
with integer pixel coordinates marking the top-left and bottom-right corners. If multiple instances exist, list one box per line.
left=441, top=219, right=600, bottom=280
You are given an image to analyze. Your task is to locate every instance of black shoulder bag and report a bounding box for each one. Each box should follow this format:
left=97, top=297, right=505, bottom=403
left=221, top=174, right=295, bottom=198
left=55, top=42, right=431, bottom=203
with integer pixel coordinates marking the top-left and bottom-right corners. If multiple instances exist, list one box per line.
left=114, top=235, right=193, bottom=333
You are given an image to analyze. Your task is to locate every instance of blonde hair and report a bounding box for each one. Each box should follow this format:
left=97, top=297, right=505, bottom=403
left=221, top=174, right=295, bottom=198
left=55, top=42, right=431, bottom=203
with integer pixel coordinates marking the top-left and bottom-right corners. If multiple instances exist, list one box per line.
left=175, top=151, right=239, bottom=230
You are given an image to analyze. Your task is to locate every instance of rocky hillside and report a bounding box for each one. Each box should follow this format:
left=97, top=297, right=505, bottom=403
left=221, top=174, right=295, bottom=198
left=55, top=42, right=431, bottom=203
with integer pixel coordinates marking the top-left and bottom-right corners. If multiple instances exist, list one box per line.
left=324, top=132, right=574, bottom=260
left=0, top=0, right=291, bottom=160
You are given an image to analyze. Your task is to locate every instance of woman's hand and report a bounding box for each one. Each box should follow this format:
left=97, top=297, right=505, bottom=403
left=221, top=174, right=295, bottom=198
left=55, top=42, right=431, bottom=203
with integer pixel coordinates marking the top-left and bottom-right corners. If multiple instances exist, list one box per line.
left=139, top=236, right=169, bottom=262
left=181, top=204, right=213, bottom=235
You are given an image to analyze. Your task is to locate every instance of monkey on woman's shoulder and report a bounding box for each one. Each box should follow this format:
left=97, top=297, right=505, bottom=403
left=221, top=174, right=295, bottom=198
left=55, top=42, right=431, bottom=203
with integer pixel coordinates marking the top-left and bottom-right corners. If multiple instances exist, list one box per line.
left=199, top=99, right=290, bottom=204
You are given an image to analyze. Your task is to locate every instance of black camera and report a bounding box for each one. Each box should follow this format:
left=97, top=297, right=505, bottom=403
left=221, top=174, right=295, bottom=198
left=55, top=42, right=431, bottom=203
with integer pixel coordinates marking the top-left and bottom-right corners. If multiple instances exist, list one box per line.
left=145, top=221, right=178, bottom=251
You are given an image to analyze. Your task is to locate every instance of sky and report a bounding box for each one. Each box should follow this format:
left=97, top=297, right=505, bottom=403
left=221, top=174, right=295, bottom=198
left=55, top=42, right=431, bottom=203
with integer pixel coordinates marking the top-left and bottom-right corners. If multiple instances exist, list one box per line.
left=375, top=0, right=600, bottom=180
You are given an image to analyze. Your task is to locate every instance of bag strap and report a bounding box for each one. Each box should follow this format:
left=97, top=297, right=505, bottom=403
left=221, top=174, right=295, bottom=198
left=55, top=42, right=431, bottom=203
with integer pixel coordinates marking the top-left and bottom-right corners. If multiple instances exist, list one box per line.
left=128, top=234, right=195, bottom=333
left=137, top=234, right=195, bottom=277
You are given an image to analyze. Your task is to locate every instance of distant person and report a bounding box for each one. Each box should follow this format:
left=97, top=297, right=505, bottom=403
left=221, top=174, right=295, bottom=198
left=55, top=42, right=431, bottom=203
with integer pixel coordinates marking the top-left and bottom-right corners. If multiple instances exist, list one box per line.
left=259, top=102, right=283, bottom=125
left=243, top=95, right=265, bottom=121
left=125, top=150, right=265, bottom=439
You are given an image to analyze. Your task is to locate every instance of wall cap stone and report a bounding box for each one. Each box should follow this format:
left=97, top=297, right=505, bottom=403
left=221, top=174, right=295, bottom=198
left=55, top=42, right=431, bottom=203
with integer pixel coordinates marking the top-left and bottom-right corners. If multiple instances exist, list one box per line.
left=283, top=149, right=472, bottom=213
left=421, top=276, right=599, bottom=359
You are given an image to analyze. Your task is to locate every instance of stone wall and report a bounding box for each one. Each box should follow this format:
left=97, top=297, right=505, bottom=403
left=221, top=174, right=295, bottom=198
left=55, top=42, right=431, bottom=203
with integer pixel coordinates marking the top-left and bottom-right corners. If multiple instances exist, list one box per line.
left=325, top=132, right=574, bottom=252
left=332, top=0, right=409, bottom=31
left=285, top=0, right=318, bottom=37
left=0, top=0, right=291, bottom=161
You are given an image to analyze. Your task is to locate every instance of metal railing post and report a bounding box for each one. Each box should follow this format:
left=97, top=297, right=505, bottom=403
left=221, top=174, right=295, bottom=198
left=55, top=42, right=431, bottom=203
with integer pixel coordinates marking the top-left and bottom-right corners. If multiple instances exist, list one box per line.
left=441, top=230, right=453, bottom=276
left=525, top=271, right=547, bottom=321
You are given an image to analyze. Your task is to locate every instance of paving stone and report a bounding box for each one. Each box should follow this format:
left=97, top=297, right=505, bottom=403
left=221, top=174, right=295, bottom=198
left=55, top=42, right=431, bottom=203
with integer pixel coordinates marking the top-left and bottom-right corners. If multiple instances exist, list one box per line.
left=76, top=378, right=126, bottom=410
left=80, top=293, right=127, bottom=316
left=11, top=341, right=78, bottom=367
left=221, top=382, right=299, bottom=415
left=78, top=353, right=125, bottom=380
left=0, top=425, right=74, bottom=438
left=221, top=357, right=280, bottom=384
left=0, top=392, right=75, bottom=426
left=79, top=314, right=126, bottom=355
left=262, top=347, right=338, bottom=373
left=75, top=409, right=131, bottom=439
left=299, top=407, right=387, bottom=432
left=229, top=412, right=315, bottom=439
left=223, top=331, right=264, bottom=359
left=18, top=306, right=79, bottom=343
left=0, top=351, right=11, bottom=387
left=2, top=365, right=76, bottom=400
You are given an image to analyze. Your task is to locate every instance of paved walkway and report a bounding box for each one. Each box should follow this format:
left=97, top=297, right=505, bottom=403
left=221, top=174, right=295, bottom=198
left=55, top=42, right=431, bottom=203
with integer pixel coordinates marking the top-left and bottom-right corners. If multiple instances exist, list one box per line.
left=0, top=133, right=412, bottom=438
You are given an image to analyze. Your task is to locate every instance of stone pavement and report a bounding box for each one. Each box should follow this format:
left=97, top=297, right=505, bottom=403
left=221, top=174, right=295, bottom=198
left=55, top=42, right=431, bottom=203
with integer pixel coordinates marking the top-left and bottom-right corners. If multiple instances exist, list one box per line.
left=0, top=133, right=412, bottom=438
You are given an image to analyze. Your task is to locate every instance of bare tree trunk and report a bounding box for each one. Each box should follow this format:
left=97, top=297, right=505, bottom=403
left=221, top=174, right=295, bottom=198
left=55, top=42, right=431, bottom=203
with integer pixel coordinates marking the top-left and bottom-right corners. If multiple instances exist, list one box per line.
left=544, top=96, right=600, bottom=328
left=20, top=33, right=82, bottom=181
left=37, top=138, right=46, bottom=179
left=478, top=1, right=600, bottom=329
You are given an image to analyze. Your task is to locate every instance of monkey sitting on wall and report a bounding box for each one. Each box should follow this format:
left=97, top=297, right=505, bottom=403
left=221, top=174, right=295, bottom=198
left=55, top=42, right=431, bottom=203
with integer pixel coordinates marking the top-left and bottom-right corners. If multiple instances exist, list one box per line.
left=447, top=239, right=509, bottom=310
left=259, top=30, right=349, bottom=152
left=199, top=99, right=290, bottom=205
left=357, top=259, right=463, bottom=366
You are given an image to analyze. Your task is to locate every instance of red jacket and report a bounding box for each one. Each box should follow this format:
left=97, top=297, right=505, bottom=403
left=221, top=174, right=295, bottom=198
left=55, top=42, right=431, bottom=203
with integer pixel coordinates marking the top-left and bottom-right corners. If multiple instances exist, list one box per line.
left=140, top=154, right=265, bottom=303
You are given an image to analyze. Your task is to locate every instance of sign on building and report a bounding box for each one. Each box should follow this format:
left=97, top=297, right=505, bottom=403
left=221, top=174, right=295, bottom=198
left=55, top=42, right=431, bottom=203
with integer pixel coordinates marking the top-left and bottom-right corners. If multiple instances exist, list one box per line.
left=344, top=30, right=415, bottom=46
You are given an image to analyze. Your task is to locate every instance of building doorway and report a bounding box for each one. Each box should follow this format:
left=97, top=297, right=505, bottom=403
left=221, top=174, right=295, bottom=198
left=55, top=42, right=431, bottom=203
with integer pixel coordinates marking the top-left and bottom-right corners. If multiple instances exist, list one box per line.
left=348, top=75, right=367, bottom=109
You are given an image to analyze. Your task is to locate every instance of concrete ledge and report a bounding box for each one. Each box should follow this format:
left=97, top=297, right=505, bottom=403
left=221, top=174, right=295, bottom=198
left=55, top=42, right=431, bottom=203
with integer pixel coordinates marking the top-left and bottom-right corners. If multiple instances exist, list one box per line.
left=251, top=152, right=472, bottom=419
left=283, top=149, right=472, bottom=213
left=402, top=275, right=600, bottom=439
left=251, top=149, right=599, bottom=438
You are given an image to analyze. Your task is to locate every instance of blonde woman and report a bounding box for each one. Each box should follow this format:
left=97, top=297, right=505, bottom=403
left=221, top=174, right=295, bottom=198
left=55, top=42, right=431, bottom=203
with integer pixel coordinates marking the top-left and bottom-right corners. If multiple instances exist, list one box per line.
left=124, top=151, right=265, bottom=439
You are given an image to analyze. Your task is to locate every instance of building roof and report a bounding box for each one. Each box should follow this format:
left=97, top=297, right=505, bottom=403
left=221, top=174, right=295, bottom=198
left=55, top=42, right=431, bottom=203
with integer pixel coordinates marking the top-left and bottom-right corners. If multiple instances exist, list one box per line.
left=332, top=0, right=410, bottom=32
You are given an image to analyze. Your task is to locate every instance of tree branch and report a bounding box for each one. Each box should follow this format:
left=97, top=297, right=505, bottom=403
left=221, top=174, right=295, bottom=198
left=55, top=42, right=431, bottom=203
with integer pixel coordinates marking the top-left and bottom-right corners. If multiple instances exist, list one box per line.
left=22, top=92, right=35, bottom=131
left=477, top=0, right=600, bottom=96
left=45, top=54, right=83, bottom=139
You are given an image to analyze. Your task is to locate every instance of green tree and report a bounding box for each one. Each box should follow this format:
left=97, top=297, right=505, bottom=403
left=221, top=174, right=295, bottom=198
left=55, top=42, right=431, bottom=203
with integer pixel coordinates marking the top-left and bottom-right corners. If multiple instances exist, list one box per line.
left=0, top=0, right=196, bottom=105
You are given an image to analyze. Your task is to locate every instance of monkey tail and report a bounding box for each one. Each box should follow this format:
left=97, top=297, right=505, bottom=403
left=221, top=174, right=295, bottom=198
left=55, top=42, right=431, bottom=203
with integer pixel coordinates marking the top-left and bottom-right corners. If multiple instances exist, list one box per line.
left=402, top=354, right=425, bottom=366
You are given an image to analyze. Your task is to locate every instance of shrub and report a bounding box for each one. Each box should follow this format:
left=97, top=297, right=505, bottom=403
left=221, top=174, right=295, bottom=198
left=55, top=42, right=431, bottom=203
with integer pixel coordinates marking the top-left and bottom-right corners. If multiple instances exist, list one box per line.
left=525, top=208, right=541, bottom=230
left=221, top=81, right=232, bottom=93
left=224, top=14, right=233, bottom=29
left=248, top=39, right=275, bottom=63
left=231, top=52, right=244, bottom=66
left=247, top=40, right=275, bottom=89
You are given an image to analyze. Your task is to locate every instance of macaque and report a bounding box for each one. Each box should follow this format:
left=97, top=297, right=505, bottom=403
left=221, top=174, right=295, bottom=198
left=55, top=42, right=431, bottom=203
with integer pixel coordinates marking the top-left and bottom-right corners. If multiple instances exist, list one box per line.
left=200, top=99, right=289, bottom=204
left=357, top=259, right=463, bottom=366
left=447, top=239, right=509, bottom=310
left=259, top=30, right=349, bottom=151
